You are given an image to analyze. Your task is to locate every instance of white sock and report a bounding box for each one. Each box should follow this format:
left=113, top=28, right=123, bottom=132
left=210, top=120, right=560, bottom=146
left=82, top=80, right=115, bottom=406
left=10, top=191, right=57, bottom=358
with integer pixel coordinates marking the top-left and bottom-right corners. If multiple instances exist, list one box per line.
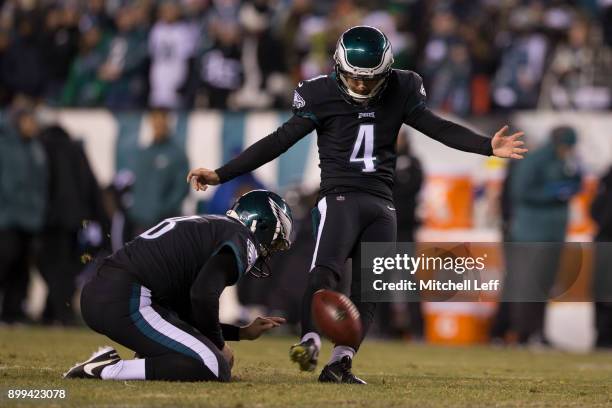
left=100, top=359, right=146, bottom=380
left=328, top=345, right=355, bottom=364
left=301, top=332, right=321, bottom=350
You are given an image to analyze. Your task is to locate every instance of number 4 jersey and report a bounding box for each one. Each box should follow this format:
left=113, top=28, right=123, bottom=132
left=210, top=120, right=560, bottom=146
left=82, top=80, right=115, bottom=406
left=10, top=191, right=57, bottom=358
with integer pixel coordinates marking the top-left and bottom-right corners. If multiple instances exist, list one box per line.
left=105, top=215, right=260, bottom=305
left=215, top=69, right=492, bottom=202
left=293, top=70, right=427, bottom=200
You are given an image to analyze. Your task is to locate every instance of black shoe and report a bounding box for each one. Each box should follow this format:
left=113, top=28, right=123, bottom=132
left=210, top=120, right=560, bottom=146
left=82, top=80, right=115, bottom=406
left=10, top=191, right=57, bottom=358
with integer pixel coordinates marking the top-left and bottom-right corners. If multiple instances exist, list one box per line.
left=63, top=346, right=120, bottom=379
left=318, top=356, right=366, bottom=384
left=289, top=339, right=319, bottom=372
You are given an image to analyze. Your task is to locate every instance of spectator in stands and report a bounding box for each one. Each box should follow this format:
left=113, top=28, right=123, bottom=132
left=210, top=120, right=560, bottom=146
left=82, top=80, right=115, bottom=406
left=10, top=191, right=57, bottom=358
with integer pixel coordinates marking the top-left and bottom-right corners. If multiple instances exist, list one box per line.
left=234, top=0, right=290, bottom=109
left=0, top=109, right=47, bottom=324
left=362, top=6, right=415, bottom=71
left=183, top=0, right=212, bottom=44
left=37, top=125, right=107, bottom=326
left=491, top=6, right=549, bottom=110
left=39, top=3, right=80, bottom=104
left=149, top=1, right=197, bottom=109
left=422, top=9, right=472, bottom=116
left=198, top=20, right=243, bottom=109
left=61, top=20, right=110, bottom=106
left=83, top=0, right=115, bottom=34
left=1, top=12, right=46, bottom=101
left=0, top=28, right=11, bottom=107
left=590, top=165, right=612, bottom=348
left=279, top=0, right=315, bottom=83
left=98, top=3, right=148, bottom=110
left=126, top=108, right=189, bottom=234
left=539, top=17, right=612, bottom=110
left=0, top=0, right=610, bottom=112
left=601, top=0, right=612, bottom=47
left=508, top=126, right=582, bottom=345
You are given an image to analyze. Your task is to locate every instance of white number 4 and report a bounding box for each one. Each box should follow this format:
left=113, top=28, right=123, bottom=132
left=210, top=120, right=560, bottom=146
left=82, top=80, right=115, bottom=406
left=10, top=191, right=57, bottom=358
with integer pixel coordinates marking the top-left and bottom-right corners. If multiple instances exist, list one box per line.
left=350, top=124, right=376, bottom=172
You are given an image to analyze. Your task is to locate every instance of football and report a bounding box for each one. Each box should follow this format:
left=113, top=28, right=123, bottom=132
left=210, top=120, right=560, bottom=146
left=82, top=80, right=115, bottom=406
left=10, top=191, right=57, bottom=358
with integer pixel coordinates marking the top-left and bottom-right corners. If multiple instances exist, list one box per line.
left=311, top=289, right=362, bottom=348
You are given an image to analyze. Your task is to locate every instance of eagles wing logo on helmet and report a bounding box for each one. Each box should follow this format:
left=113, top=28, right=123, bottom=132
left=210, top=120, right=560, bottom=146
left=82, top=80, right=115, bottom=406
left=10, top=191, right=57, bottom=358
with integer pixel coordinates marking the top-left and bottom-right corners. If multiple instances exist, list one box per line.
left=269, top=198, right=292, bottom=245
left=420, top=83, right=426, bottom=97
left=246, top=238, right=258, bottom=272
left=293, top=91, right=306, bottom=109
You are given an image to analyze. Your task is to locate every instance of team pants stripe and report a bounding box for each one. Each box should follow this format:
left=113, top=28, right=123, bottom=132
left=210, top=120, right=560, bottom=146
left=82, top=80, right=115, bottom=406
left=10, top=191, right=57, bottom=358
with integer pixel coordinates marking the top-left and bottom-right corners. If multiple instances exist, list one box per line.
left=130, top=285, right=220, bottom=377
left=310, top=197, right=328, bottom=271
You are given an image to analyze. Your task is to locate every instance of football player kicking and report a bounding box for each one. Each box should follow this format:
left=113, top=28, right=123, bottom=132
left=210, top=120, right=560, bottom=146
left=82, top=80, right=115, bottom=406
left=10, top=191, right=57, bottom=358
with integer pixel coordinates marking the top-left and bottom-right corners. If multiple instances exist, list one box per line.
left=187, top=26, right=527, bottom=384
left=64, top=190, right=293, bottom=382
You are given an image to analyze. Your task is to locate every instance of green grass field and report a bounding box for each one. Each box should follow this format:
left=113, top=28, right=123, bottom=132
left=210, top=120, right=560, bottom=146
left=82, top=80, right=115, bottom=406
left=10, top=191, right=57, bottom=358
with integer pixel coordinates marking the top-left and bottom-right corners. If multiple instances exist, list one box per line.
left=1, top=327, right=612, bottom=407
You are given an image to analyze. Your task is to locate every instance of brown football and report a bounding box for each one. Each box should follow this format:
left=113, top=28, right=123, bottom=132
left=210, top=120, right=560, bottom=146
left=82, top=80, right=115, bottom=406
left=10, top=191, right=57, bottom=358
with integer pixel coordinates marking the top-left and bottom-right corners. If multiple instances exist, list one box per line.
left=311, top=289, right=362, bottom=348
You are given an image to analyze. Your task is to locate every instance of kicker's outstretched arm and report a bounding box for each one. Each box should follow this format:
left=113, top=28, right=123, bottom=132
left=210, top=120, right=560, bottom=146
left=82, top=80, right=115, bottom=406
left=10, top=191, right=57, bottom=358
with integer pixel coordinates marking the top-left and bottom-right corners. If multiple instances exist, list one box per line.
left=187, top=115, right=316, bottom=191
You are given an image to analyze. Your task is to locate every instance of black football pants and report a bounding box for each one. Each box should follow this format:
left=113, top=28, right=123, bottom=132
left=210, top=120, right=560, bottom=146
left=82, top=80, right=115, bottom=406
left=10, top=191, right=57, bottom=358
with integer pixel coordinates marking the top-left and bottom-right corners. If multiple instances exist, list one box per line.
left=301, top=192, right=397, bottom=351
left=81, top=264, right=230, bottom=382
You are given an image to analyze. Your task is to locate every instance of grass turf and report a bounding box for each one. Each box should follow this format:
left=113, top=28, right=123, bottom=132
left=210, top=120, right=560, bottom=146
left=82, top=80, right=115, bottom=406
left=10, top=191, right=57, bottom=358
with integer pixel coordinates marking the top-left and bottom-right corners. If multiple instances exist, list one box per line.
left=1, top=327, right=612, bottom=407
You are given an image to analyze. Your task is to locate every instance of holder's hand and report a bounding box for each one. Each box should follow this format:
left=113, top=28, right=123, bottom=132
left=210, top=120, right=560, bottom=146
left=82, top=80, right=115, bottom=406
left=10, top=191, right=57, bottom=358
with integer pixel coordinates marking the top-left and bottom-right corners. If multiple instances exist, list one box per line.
left=239, top=316, right=286, bottom=340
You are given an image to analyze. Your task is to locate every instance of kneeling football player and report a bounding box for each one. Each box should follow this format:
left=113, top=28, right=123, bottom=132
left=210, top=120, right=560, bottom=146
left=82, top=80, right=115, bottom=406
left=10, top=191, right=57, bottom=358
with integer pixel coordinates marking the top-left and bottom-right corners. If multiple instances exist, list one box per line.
left=64, top=190, right=292, bottom=382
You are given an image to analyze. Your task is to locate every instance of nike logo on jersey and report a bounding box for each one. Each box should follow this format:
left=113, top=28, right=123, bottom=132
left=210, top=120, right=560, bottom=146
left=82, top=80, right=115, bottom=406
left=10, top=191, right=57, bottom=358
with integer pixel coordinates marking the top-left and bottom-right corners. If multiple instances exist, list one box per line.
left=84, top=359, right=116, bottom=376
left=358, top=112, right=375, bottom=119
left=386, top=205, right=396, bottom=211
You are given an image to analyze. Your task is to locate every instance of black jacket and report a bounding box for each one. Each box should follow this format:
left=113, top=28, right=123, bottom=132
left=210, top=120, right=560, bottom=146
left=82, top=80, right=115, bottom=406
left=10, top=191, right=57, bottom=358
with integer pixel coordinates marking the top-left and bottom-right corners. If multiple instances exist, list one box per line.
left=39, top=126, right=107, bottom=230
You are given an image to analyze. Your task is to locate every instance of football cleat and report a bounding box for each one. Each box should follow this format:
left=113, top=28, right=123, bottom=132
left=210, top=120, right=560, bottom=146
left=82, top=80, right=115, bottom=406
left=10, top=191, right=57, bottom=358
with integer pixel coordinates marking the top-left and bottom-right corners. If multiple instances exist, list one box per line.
left=63, top=346, right=120, bottom=379
left=289, top=339, right=319, bottom=372
left=318, top=356, right=367, bottom=384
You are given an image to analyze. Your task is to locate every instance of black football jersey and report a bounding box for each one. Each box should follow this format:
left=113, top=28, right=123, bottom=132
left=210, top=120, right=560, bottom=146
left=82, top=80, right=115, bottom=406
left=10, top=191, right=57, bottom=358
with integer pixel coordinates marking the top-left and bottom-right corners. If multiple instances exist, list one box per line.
left=107, top=215, right=260, bottom=307
left=292, top=69, right=426, bottom=200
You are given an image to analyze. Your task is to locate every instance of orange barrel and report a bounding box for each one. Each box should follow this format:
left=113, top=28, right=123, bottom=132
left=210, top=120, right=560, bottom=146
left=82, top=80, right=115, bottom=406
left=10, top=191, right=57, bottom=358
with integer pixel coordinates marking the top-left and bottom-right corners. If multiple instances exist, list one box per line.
left=423, top=175, right=473, bottom=229
left=423, top=302, right=497, bottom=345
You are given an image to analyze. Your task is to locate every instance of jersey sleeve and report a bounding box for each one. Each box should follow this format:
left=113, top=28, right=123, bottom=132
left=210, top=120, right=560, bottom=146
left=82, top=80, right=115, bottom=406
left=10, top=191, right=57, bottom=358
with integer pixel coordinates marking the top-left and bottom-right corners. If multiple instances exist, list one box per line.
left=397, top=70, right=427, bottom=122
left=397, top=69, right=493, bottom=156
left=190, top=250, right=239, bottom=350
left=292, top=76, right=326, bottom=126
left=215, top=115, right=315, bottom=183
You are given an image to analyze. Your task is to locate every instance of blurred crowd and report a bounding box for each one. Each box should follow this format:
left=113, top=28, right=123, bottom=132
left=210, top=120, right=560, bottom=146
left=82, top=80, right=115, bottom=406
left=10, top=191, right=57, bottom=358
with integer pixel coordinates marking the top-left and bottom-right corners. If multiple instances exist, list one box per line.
left=0, top=0, right=611, bottom=114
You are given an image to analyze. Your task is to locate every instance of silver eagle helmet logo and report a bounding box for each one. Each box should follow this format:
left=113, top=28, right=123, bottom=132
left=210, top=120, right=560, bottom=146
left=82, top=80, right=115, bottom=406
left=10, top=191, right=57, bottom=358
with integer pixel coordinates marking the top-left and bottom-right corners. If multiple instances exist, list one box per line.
left=268, top=197, right=292, bottom=249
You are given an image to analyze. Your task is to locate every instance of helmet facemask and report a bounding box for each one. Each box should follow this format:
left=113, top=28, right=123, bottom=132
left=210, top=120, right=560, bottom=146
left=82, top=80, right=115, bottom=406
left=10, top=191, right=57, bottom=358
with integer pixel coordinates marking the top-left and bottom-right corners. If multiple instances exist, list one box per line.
left=335, top=65, right=391, bottom=104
